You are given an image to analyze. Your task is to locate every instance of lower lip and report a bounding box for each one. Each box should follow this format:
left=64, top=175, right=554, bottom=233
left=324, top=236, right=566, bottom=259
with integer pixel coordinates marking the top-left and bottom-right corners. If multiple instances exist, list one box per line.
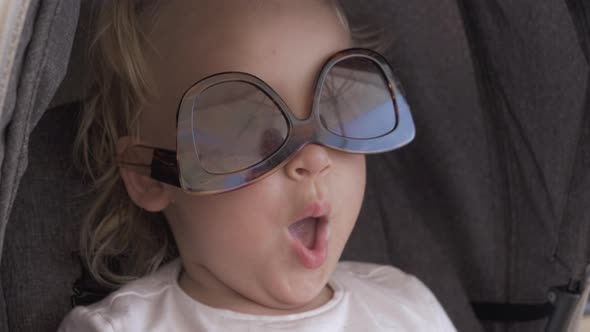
left=288, top=218, right=328, bottom=269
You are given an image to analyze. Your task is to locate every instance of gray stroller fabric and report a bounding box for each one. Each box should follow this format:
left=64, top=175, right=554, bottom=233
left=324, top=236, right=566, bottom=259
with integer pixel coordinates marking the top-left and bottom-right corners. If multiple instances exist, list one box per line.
left=1, top=105, right=85, bottom=332
left=0, top=0, right=79, bottom=331
left=0, top=0, right=79, bottom=261
left=1, top=0, right=590, bottom=332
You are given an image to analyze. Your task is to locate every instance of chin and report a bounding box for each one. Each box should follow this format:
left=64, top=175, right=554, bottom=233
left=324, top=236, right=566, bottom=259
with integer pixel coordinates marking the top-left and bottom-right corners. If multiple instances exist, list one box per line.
left=272, top=290, right=327, bottom=313
left=263, top=272, right=331, bottom=312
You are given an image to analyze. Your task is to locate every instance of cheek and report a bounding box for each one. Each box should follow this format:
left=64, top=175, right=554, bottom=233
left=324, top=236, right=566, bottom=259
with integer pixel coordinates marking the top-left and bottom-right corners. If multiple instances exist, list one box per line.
left=334, top=154, right=366, bottom=201
left=166, top=179, right=286, bottom=260
left=329, top=154, right=366, bottom=241
left=352, top=155, right=367, bottom=189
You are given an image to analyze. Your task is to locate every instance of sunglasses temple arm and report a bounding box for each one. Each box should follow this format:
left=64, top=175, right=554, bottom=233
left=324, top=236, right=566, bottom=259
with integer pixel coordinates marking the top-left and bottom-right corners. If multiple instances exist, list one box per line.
left=151, top=148, right=182, bottom=188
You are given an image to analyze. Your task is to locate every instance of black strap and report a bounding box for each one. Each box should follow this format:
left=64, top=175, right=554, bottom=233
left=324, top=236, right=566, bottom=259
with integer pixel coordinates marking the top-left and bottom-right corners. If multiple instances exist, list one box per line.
left=70, top=253, right=115, bottom=307
left=151, top=148, right=181, bottom=187
left=471, top=302, right=555, bottom=322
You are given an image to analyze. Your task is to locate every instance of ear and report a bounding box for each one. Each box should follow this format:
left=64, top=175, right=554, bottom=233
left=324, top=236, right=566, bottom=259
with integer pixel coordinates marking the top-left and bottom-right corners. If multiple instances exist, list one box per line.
left=117, top=136, right=172, bottom=212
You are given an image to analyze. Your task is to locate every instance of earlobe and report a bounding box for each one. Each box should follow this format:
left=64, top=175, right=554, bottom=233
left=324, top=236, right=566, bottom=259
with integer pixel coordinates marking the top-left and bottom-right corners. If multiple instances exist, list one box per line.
left=117, top=136, right=172, bottom=212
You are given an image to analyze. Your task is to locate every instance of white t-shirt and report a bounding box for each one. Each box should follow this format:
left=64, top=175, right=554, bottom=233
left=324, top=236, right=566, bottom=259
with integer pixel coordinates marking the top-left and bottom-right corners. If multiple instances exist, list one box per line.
left=58, top=260, right=456, bottom=331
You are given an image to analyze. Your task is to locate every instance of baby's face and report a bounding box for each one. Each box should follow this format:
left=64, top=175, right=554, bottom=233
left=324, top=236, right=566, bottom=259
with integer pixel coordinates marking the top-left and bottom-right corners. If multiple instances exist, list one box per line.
left=138, top=0, right=365, bottom=313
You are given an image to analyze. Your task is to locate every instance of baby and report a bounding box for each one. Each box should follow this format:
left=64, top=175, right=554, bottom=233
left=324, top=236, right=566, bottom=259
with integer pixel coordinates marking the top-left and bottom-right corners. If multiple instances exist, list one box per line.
left=59, top=0, right=456, bottom=331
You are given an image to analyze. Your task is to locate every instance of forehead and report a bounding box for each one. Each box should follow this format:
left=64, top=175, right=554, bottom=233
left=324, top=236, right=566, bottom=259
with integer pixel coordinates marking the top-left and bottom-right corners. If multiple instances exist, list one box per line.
left=143, top=0, right=351, bottom=113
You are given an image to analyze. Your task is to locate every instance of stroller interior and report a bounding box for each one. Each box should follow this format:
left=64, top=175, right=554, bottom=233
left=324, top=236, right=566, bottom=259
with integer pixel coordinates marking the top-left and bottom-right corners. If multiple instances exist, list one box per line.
left=1, top=0, right=590, bottom=331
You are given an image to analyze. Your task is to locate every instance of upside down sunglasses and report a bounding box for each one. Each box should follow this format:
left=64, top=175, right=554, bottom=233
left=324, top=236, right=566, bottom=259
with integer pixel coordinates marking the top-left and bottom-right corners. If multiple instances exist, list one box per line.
left=119, top=48, right=415, bottom=194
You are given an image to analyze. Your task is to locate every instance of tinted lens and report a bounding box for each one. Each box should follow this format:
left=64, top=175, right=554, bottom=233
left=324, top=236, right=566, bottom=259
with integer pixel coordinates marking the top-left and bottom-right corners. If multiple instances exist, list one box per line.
left=319, top=57, right=396, bottom=139
left=193, top=81, right=288, bottom=173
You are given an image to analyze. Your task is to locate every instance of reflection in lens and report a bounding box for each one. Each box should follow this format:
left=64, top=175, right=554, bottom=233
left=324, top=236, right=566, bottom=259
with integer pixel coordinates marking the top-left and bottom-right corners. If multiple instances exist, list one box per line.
left=192, top=81, right=288, bottom=173
left=319, top=57, right=396, bottom=139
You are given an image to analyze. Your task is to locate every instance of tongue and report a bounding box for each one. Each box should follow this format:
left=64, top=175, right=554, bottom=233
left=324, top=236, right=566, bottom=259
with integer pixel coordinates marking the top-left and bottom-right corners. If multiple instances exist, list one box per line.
left=288, top=218, right=317, bottom=249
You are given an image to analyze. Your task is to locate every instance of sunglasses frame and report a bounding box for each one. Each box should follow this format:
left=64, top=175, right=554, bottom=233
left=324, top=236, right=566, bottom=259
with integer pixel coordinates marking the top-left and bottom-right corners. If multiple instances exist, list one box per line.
left=120, top=48, right=415, bottom=195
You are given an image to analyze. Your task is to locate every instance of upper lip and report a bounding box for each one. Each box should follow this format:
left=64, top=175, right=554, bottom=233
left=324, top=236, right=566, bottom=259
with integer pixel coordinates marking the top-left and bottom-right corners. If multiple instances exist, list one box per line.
left=291, top=201, right=331, bottom=224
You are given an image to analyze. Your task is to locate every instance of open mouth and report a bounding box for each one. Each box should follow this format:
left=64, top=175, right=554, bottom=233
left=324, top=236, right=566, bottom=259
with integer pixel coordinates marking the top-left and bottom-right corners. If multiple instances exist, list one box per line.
left=288, top=217, right=319, bottom=250
left=287, top=214, right=329, bottom=269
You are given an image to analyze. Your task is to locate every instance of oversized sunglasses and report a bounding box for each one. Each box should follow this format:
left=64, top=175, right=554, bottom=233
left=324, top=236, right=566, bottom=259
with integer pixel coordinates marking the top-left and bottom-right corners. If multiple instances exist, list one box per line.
left=120, top=48, right=415, bottom=194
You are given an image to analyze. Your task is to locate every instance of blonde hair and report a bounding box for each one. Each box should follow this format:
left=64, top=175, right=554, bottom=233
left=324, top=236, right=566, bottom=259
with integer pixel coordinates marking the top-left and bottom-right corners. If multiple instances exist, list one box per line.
left=75, top=0, right=384, bottom=288
left=74, top=0, right=177, bottom=288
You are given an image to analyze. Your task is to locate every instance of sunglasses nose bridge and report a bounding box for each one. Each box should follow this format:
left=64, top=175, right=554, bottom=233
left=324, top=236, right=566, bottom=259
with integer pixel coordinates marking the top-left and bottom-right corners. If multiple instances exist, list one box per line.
left=289, top=117, right=322, bottom=148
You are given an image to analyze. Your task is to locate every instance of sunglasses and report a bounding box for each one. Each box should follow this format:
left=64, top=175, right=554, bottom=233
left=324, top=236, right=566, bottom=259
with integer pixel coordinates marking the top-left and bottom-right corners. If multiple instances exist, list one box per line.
left=119, top=48, right=415, bottom=194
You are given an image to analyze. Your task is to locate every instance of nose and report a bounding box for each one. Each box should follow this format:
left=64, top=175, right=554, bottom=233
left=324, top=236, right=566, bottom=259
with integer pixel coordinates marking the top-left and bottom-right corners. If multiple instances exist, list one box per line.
left=284, top=144, right=332, bottom=181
